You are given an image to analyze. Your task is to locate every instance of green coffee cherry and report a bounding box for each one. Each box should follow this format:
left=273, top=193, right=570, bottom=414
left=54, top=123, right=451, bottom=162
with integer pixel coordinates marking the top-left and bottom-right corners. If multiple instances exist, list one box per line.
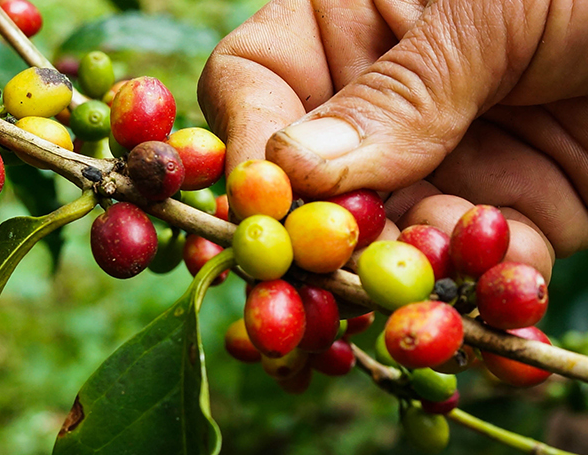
left=375, top=331, right=398, bottom=367
left=181, top=188, right=217, bottom=215
left=402, top=406, right=450, bottom=454
left=108, top=130, right=128, bottom=158
left=148, top=228, right=185, bottom=274
left=411, top=368, right=457, bottom=402
left=3, top=67, right=72, bottom=119
left=79, top=137, right=111, bottom=159
left=78, top=51, right=115, bottom=99
left=70, top=100, right=111, bottom=141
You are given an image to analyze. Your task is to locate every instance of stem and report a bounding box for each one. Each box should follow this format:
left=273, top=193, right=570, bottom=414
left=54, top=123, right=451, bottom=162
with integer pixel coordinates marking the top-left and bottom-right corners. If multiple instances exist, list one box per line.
left=1, top=100, right=588, bottom=384
left=189, top=248, right=236, bottom=312
left=447, top=409, right=577, bottom=455
left=352, top=343, right=578, bottom=455
left=0, top=8, right=88, bottom=108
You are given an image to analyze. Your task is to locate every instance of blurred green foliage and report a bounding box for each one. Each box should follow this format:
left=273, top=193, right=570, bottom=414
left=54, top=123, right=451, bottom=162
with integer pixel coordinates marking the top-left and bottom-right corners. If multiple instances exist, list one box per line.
left=1, top=0, right=588, bottom=454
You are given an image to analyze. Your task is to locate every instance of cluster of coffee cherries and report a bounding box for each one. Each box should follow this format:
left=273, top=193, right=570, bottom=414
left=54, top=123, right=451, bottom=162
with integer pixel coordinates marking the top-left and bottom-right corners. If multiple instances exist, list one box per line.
left=1, top=47, right=232, bottom=280
left=220, top=160, right=551, bottom=452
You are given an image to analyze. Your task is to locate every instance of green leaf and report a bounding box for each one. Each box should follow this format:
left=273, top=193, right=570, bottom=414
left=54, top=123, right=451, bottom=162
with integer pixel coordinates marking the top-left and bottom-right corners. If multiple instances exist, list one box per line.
left=107, top=0, right=140, bottom=11
left=58, top=12, right=220, bottom=58
left=53, top=249, right=236, bottom=455
left=6, top=165, right=65, bottom=271
left=0, top=190, right=97, bottom=295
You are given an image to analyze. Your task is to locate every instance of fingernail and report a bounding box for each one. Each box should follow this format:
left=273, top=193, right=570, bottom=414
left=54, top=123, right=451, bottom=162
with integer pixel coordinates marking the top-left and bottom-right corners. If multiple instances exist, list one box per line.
left=282, top=117, right=361, bottom=159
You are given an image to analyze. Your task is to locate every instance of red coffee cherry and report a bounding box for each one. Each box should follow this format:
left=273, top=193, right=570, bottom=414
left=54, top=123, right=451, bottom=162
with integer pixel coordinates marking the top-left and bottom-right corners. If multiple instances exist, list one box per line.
left=344, top=311, right=375, bottom=337
left=309, top=338, right=356, bottom=376
left=384, top=301, right=463, bottom=369
left=1, top=0, right=42, bottom=38
left=214, top=194, right=229, bottom=221
left=326, top=189, right=386, bottom=249
left=0, top=154, right=5, bottom=194
left=110, top=77, right=176, bottom=150
left=481, top=326, right=552, bottom=387
left=398, top=225, right=453, bottom=281
left=297, top=285, right=340, bottom=353
left=244, top=280, right=306, bottom=358
left=477, top=262, right=548, bottom=330
left=166, top=127, right=226, bottom=191
left=224, top=318, right=261, bottom=363
left=183, top=234, right=228, bottom=285
left=450, top=205, right=509, bottom=278
left=90, top=202, right=157, bottom=279
left=127, top=141, right=185, bottom=201
left=421, top=390, right=460, bottom=415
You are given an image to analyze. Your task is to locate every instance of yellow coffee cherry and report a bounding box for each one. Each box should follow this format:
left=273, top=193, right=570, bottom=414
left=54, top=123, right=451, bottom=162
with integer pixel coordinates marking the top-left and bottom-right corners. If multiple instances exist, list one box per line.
left=3, top=67, right=73, bottom=119
left=14, top=116, right=73, bottom=168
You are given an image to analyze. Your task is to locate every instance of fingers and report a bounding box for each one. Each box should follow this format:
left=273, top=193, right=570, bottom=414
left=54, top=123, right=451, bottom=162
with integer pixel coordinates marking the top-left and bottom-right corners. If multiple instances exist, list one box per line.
left=396, top=194, right=554, bottom=282
left=426, top=119, right=588, bottom=257
left=198, top=0, right=401, bottom=175
left=266, top=0, right=551, bottom=198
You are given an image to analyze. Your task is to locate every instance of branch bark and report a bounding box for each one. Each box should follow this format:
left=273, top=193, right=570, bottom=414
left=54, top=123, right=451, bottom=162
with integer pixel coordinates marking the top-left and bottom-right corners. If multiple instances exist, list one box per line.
left=2, top=119, right=588, bottom=384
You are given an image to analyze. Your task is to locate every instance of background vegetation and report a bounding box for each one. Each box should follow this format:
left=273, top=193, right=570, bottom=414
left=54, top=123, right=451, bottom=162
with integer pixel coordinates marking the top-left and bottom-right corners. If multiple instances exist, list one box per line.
left=2, top=1, right=588, bottom=454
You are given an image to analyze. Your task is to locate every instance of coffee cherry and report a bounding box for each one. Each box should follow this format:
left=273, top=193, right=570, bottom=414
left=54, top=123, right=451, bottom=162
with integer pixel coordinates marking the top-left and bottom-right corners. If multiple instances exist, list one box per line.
left=226, top=159, right=292, bottom=221
left=421, top=391, right=460, bottom=415
left=91, top=202, right=158, bottom=279
left=233, top=215, right=293, bottom=281
left=477, top=262, right=548, bottom=330
left=374, top=331, right=399, bottom=367
left=276, top=363, right=313, bottom=395
left=450, top=205, right=509, bottom=278
left=224, top=318, right=261, bottom=363
left=166, top=127, right=226, bottom=191
left=433, top=345, right=478, bottom=375
left=181, top=188, right=217, bottom=215
left=110, top=77, right=176, bottom=150
left=77, top=52, right=112, bottom=98
left=183, top=234, right=228, bottom=285
left=345, top=311, right=375, bottom=336
left=481, top=326, right=552, bottom=387
left=402, top=407, right=450, bottom=454
left=261, top=348, right=308, bottom=380
left=77, top=51, right=115, bottom=100
left=398, top=225, right=453, bottom=281
left=148, top=227, right=185, bottom=274
left=358, top=241, right=435, bottom=312
left=385, top=301, right=463, bottom=369
left=0, top=154, right=5, bottom=193
left=214, top=194, right=229, bottom=221
left=285, top=201, right=358, bottom=274
left=3, top=67, right=72, bottom=119
left=102, top=80, right=129, bottom=107
left=69, top=100, right=111, bottom=142
left=326, top=189, right=386, bottom=249
left=127, top=141, right=185, bottom=201
left=244, top=279, right=306, bottom=358
left=410, top=368, right=457, bottom=402
left=309, top=338, right=356, bottom=376
left=1, top=0, right=42, bottom=37
left=297, top=285, right=340, bottom=353
left=15, top=116, right=73, bottom=168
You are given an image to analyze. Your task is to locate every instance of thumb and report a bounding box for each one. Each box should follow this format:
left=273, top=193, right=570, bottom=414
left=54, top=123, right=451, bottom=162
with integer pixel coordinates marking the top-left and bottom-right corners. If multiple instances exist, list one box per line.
left=266, top=0, right=548, bottom=198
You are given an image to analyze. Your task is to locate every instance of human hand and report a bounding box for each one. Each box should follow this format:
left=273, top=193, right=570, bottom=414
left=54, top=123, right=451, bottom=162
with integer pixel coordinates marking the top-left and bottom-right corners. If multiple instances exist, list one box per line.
left=198, top=0, right=588, bottom=281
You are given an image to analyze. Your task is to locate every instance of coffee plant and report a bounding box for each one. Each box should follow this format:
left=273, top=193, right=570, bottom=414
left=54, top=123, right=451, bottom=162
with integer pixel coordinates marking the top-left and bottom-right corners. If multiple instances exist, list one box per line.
left=2, top=2, right=588, bottom=455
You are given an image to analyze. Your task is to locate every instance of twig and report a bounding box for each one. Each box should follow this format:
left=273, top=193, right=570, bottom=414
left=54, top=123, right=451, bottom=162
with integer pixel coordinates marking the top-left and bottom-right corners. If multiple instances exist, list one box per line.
left=351, top=343, right=579, bottom=455
left=1, top=118, right=588, bottom=383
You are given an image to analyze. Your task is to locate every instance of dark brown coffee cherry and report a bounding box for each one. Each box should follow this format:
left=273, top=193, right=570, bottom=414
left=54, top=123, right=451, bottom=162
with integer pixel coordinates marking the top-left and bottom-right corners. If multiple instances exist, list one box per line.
left=91, top=202, right=158, bottom=278
left=127, top=141, right=185, bottom=201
